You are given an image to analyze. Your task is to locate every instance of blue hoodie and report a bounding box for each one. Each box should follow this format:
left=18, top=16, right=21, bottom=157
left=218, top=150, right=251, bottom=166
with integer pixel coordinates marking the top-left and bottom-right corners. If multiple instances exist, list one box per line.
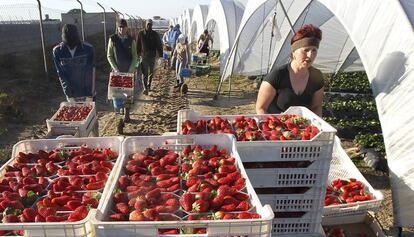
left=52, top=42, right=95, bottom=98
left=169, top=26, right=182, bottom=49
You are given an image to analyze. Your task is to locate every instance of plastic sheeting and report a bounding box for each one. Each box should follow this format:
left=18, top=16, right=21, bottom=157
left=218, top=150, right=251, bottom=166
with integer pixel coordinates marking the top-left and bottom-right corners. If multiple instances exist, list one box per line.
left=190, top=4, right=209, bottom=43
left=220, top=0, right=414, bottom=228
left=183, top=9, right=194, bottom=39
left=204, top=0, right=245, bottom=74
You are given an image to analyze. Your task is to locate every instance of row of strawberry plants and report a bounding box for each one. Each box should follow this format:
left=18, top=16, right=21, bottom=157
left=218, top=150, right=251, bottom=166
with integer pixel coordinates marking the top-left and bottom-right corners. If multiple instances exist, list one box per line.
left=325, top=71, right=372, bottom=94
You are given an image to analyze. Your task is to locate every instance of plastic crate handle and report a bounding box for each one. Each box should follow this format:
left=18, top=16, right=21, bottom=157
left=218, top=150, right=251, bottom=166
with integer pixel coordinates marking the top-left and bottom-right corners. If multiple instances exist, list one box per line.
left=337, top=204, right=361, bottom=211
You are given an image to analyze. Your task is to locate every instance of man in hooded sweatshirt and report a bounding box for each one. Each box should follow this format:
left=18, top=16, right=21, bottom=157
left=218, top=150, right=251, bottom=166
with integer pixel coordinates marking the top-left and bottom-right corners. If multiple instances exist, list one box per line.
left=136, top=19, right=163, bottom=95
left=53, top=24, right=95, bottom=102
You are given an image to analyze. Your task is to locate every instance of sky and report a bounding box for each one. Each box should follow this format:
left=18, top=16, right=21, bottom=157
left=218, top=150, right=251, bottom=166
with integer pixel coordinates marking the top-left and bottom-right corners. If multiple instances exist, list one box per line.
left=0, top=0, right=215, bottom=20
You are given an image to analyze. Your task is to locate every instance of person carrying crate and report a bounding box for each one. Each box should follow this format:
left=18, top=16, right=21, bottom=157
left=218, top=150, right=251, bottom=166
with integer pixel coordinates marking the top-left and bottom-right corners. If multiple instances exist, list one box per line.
left=107, top=19, right=138, bottom=74
left=136, top=19, right=163, bottom=95
left=173, top=34, right=191, bottom=91
left=52, top=24, right=95, bottom=102
left=107, top=19, right=138, bottom=122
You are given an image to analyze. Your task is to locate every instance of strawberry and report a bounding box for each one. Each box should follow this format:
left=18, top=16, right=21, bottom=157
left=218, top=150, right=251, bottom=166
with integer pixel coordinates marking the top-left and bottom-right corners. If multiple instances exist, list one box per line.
left=0, top=200, right=24, bottom=210
left=85, top=181, right=105, bottom=190
left=166, top=183, right=180, bottom=192
left=110, top=213, right=128, bottom=221
left=133, top=196, right=147, bottom=211
left=51, top=195, right=71, bottom=206
left=115, top=203, right=129, bottom=214
left=214, top=210, right=225, bottom=220
left=34, top=214, right=45, bottom=222
left=129, top=210, right=145, bottom=221
left=233, top=192, right=250, bottom=201
left=236, top=201, right=251, bottom=211
left=2, top=214, right=19, bottom=223
left=21, top=208, right=37, bottom=222
left=95, top=172, right=108, bottom=182
left=38, top=207, right=57, bottom=218
left=113, top=192, right=128, bottom=204
left=192, top=199, right=209, bottom=213
left=237, top=212, right=253, bottom=219
left=66, top=200, right=83, bottom=211
left=180, top=192, right=195, bottom=212
left=143, top=208, right=160, bottom=221
left=220, top=203, right=236, bottom=212
left=145, top=188, right=161, bottom=202
left=118, top=176, right=130, bottom=191
left=68, top=206, right=88, bottom=222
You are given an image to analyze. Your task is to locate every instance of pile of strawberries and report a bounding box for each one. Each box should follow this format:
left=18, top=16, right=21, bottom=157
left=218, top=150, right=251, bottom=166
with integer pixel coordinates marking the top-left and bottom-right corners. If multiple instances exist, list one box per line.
left=181, top=114, right=320, bottom=141
left=109, top=144, right=261, bottom=235
left=110, top=75, right=133, bottom=88
left=54, top=105, right=93, bottom=122
left=0, top=145, right=117, bottom=228
left=324, top=178, right=374, bottom=206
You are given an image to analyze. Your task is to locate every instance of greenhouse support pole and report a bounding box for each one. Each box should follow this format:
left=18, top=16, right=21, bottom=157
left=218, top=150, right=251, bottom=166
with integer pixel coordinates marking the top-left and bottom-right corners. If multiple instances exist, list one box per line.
left=97, top=2, right=107, bottom=51
left=36, top=0, right=49, bottom=80
left=76, top=0, right=85, bottom=41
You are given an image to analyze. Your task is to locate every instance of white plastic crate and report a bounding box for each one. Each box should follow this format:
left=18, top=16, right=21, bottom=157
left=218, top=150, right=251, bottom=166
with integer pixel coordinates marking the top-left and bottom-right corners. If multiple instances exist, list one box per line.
left=322, top=213, right=386, bottom=237
left=245, top=159, right=331, bottom=188
left=46, top=101, right=97, bottom=137
left=258, top=187, right=324, bottom=212
left=0, top=137, right=124, bottom=237
left=107, top=72, right=135, bottom=101
left=272, top=211, right=322, bottom=236
left=177, top=107, right=336, bottom=163
left=322, top=136, right=383, bottom=218
left=93, top=134, right=274, bottom=237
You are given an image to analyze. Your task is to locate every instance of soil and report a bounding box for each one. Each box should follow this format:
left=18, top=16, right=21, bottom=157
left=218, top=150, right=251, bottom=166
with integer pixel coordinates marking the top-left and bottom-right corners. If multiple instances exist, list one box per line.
left=0, top=57, right=413, bottom=236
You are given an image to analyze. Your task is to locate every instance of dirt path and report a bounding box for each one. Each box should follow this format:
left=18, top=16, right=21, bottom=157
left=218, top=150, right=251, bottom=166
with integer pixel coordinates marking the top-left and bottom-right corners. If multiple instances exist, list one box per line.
left=97, top=66, right=189, bottom=136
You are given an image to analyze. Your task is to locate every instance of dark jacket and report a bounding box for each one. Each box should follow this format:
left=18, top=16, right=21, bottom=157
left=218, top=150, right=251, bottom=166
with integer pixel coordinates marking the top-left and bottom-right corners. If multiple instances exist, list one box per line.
left=52, top=42, right=95, bottom=98
left=136, top=29, right=163, bottom=58
left=110, top=34, right=133, bottom=72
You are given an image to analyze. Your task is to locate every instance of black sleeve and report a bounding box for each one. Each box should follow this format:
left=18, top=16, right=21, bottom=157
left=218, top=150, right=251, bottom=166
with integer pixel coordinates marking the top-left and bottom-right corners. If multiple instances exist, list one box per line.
left=310, top=67, right=324, bottom=90
left=263, top=66, right=282, bottom=90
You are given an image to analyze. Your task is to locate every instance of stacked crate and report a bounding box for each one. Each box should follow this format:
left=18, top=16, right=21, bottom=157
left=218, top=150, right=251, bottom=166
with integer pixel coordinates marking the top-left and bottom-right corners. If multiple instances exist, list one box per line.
left=92, top=134, right=274, bottom=237
left=46, top=101, right=97, bottom=137
left=0, top=137, right=123, bottom=237
left=177, top=107, right=337, bottom=236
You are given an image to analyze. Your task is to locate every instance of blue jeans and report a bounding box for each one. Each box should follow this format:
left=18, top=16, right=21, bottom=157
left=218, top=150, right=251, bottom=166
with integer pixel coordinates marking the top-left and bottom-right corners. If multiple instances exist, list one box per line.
left=176, top=59, right=184, bottom=85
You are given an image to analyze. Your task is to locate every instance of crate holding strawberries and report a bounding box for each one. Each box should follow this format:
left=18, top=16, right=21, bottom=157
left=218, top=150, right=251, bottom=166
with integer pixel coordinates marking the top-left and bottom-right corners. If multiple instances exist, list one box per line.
left=324, top=178, right=374, bottom=206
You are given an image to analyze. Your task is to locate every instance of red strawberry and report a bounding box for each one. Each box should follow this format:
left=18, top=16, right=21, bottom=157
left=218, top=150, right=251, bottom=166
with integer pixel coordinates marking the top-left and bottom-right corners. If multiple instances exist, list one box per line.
left=143, top=208, right=160, bottom=221
left=115, top=203, right=129, bottom=214
left=166, top=183, right=180, bottom=192
left=237, top=212, right=253, bottom=219
left=68, top=206, right=88, bottom=222
left=110, top=213, right=128, bottom=221
left=236, top=201, right=251, bottom=211
left=85, top=181, right=105, bottom=190
left=95, top=172, right=108, bottom=182
left=66, top=200, right=82, bottom=211
left=34, top=214, right=45, bottom=222
left=180, top=192, right=195, bottom=212
left=214, top=210, right=225, bottom=219
left=51, top=195, right=71, bottom=206
left=220, top=203, right=236, bottom=212
left=133, top=196, right=147, bottom=211
left=113, top=192, right=128, bottom=204
left=38, top=207, right=57, bottom=218
left=21, top=208, right=37, bottom=222
left=192, top=199, right=209, bottom=213
left=2, top=214, right=19, bottom=223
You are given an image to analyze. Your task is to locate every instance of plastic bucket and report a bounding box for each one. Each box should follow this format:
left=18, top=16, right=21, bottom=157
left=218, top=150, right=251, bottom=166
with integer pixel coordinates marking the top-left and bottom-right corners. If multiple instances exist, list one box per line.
left=112, top=93, right=127, bottom=109
left=180, top=68, right=192, bottom=78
